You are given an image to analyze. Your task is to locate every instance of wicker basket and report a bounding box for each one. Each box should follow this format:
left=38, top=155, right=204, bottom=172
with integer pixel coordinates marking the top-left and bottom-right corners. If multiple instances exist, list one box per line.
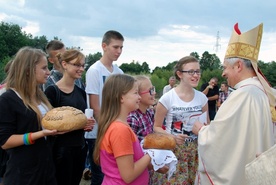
left=245, top=144, right=276, bottom=185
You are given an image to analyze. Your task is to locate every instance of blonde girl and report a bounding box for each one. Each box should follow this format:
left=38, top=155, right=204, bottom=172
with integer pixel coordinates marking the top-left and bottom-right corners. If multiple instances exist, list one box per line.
left=93, top=74, right=151, bottom=185
left=0, top=47, right=58, bottom=185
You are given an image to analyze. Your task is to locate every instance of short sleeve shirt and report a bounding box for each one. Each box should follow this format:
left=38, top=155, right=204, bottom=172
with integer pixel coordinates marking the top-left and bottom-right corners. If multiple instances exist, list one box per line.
left=100, top=121, right=149, bottom=185
left=160, top=89, right=208, bottom=139
left=85, top=61, right=123, bottom=139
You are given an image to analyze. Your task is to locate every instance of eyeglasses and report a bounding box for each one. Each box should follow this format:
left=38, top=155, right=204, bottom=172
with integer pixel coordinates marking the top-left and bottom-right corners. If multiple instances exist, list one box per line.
left=181, top=69, right=201, bottom=75
left=68, top=63, right=85, bottom=68
left=140, top=86, right=156, bottom=95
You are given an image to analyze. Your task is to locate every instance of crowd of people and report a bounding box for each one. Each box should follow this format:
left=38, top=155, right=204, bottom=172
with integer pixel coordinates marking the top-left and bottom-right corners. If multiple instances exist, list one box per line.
left=0, top=22, right=275, bottom=185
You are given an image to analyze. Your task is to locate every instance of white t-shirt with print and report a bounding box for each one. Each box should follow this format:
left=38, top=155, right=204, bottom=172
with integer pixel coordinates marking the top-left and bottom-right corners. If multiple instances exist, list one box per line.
left=160, top=88, right=208, bottom=139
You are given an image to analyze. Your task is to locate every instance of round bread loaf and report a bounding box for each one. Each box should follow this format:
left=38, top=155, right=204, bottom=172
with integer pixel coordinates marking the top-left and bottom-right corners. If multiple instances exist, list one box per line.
left=42, top=106, right=87, bottom=131
left=143, top=133, right=176, bottom=150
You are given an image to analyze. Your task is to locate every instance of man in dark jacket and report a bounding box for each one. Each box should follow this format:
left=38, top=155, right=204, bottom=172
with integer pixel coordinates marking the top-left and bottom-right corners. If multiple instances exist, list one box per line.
left=201, top=77, right=219, bottom=120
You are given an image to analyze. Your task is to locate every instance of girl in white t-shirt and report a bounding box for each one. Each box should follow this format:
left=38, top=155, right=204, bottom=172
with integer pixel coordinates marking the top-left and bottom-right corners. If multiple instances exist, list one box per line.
left=152, top=56, right=209, bottom=184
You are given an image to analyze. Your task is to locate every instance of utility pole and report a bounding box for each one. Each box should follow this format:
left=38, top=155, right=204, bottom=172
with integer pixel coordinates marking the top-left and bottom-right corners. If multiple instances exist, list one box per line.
left=214, top=31, right=221, bottom=53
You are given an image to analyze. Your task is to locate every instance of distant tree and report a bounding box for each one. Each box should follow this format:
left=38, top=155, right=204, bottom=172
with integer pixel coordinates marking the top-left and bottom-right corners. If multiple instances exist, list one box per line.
left=141, top=62, right=150, bottom=73
left=150, top=74, right=166, bottom=98
left=0, top=22, right=35, bottom=82
left=152, top=66, right=162, bottom=74
left=190, top=52, right=200, bottom=60
left=258, top=60, right=276, bottom=87
left=120, top=62, right=134, bottom=74
left=0, top=22, right=31, bottom=61
left=0, top=56, right=12, bottom=83
left=161, top=61, right=177, bottom=71
left=152, top=61, right=177, bottom=74
left=267, top=61, right=276, bottom=87
left=200, top=51, right=221, bottom=71
left=151, top=68, right=171, bottom=80
left=29, top=35, right=49, bottom=51
left=150, top=67, right=176, bottom=97
left=120, top=60, right=145, bottom=74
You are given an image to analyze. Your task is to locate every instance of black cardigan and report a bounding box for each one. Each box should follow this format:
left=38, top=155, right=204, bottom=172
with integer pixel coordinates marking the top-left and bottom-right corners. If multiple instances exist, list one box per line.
left=0, top=89, right=56, bottom=185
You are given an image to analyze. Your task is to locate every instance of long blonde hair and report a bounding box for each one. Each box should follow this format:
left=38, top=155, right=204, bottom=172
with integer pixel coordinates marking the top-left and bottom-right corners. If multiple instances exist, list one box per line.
left=93, top=74, right=135, bottom=165
left=5, top=47, right=52, bottom=125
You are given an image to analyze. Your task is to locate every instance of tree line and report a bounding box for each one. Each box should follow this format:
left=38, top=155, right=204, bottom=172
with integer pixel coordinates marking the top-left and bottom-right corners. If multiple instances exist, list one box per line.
left=1, top=21, right=276, bottom=98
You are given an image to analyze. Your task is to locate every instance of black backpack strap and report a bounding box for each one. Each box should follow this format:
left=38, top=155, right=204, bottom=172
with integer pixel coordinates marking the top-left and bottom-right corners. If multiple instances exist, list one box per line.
left=53, top=85, right=61, bottom=107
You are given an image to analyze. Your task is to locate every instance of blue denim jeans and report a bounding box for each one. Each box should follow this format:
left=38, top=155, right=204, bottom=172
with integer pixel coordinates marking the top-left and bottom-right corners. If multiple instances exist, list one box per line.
left=86, top=139, right=104, bottom=185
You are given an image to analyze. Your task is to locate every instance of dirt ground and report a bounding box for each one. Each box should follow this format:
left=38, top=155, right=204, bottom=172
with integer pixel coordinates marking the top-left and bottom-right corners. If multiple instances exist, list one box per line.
left=80, top=178, right=91, bottom=185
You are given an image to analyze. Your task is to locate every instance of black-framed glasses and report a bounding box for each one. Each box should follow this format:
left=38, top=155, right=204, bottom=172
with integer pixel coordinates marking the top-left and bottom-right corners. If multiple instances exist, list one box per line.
left=140, top=86, right=156, bottom=95
left=181, top=69, right=201, bottom=75
left=68, top=63, right=85, bottom=68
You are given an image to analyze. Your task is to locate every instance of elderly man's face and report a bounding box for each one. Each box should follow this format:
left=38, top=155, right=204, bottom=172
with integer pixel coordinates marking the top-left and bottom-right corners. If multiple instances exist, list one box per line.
left=169, top=78, right=176, bottom=86
left=222, top=60, right=236, bottom=87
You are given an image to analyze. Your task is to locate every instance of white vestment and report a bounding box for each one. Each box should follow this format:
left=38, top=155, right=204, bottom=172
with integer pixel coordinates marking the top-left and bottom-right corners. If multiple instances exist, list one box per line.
left=196, top=77, right=274, bottom=185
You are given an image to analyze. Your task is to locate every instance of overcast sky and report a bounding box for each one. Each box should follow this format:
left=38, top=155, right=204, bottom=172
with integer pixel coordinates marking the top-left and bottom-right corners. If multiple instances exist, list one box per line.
left=0, top=0, right=275, bottom=70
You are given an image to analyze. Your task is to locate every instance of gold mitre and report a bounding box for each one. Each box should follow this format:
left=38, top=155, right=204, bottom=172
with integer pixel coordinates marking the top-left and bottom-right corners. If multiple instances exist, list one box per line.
left=225, top=23, right=262, bottom=63
left=225, top=23, right=276, bottom=112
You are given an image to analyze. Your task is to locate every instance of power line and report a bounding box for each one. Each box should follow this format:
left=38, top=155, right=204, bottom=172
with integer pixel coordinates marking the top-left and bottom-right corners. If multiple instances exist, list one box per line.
left=214, top=31, right=221, bottom=53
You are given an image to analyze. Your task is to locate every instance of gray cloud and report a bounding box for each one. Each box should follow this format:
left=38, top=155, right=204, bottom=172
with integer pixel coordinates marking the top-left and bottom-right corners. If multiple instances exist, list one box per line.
left=2, top=0, right=275, bottom=37
left=0, top=0, right=275, bottom=69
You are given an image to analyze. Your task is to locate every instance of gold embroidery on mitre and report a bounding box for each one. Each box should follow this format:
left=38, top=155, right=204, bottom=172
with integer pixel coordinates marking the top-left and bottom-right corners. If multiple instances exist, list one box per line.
left=225, top=23, right=263, bottom=62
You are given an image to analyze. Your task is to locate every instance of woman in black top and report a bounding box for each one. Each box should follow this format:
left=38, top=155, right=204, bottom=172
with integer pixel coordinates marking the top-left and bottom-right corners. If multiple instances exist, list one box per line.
left=0, top=47, right=58, bottom=185
left=44, top=49, right=94, bottom=185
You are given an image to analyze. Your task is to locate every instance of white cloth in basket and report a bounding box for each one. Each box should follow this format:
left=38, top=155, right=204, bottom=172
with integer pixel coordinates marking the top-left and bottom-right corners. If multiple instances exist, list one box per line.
left=141, top=139, right=178, bottom=179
